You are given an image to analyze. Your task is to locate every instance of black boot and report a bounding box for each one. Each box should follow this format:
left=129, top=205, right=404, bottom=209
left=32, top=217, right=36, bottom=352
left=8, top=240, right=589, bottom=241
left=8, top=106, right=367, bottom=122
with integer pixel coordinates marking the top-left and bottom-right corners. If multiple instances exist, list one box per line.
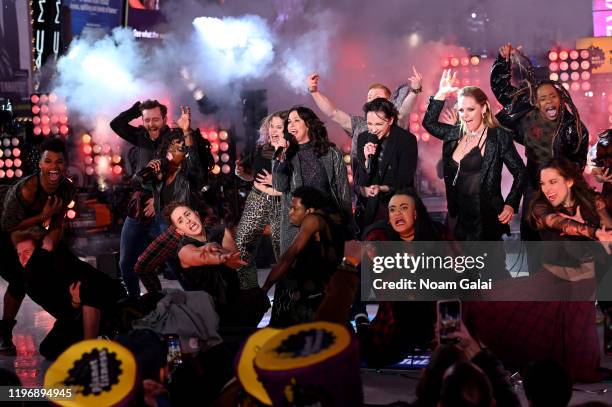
left=0, top=320, right=16, bottom=356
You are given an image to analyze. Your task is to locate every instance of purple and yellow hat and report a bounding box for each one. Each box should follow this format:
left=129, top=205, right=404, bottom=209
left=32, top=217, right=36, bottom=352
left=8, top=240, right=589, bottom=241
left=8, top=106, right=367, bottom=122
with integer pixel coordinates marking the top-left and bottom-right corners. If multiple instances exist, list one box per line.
left=236, top=322, right=362, bottom=406
left=44, top=339, right=137, bottom=407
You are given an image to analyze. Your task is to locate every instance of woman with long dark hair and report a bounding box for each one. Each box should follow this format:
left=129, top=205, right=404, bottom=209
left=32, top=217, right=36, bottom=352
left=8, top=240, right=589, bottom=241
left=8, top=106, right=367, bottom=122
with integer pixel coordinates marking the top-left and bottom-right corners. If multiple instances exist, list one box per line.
left=464, top=159, right=612, bottom=383
left=529, top=158, right=612, bottom=242
left=272, top=106, right=352, bottom=254
left=422, top=70, right=526, bottom=242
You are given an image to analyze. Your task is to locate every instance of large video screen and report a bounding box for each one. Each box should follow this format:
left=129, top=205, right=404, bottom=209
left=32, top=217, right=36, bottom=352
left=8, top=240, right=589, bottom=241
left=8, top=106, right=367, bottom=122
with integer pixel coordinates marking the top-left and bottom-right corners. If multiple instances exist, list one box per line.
left=0, top=0, right=31, bottom=101
left=126, top=0, right=166, bottom=39
left=65, top=0, right=124, bottom=37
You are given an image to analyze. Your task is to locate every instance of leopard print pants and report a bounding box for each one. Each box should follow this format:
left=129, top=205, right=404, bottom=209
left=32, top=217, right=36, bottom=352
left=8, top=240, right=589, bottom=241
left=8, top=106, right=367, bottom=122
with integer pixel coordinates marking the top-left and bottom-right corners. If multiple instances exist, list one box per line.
left=234, top=189, right=281, bottom=289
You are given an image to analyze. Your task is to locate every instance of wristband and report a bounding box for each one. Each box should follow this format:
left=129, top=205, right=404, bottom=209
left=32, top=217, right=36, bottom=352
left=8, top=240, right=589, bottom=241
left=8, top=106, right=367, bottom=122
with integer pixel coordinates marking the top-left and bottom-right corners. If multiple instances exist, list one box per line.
left=308, top=86, right=317, bottom=93
left=410, top=86, right=422, bottom=94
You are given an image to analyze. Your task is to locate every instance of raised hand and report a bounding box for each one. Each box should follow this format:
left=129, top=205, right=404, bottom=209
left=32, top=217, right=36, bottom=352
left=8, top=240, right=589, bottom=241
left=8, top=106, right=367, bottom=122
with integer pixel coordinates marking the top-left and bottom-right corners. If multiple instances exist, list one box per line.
left=408, top=66, right=423, bottom=90
left=435, top=69, right=459, bottom=100
left=147, top=159, right=162, bottom=174
left=176, top=105, right=191, bottom=132
left=594, top=168, right=612, bottom=184
left=441, top=108, right=458, bottom=125
left=499, top=43, right=513, bottom=61
left=270, top=134, right=288, bottom=150
left=499, top=43, right=522, bottom=62
left=307, top=73, right=320, bottom=93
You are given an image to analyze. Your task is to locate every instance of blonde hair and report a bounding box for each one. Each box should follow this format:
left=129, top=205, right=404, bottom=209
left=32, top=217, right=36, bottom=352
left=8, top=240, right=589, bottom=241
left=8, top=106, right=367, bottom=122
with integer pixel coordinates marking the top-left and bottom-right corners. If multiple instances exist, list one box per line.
left=257, top=110, right=288, bottom=146
left=457, top=86, right=499, bottom=134
left=368, top=83, right=392, bottom=99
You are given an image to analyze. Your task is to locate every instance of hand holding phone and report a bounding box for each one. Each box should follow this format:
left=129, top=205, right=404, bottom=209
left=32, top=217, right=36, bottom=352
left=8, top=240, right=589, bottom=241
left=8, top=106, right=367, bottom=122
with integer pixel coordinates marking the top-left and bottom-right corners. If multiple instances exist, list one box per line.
left=437, top=300, right=461, bottom=345
left=164, top=334, right=183, bottom=383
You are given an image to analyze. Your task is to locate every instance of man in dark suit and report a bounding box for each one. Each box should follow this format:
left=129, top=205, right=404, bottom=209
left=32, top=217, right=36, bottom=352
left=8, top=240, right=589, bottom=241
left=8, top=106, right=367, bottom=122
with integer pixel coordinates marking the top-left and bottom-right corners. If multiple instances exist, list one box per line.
left=355, top=98, right=418, bottom=230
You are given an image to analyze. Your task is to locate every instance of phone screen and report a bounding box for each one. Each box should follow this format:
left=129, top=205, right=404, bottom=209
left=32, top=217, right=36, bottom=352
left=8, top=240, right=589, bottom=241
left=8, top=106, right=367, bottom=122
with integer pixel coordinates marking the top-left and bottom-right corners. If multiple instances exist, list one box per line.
left=165, top=334, right=182, bottom=369
left=437, top=300, right=461, bottom=344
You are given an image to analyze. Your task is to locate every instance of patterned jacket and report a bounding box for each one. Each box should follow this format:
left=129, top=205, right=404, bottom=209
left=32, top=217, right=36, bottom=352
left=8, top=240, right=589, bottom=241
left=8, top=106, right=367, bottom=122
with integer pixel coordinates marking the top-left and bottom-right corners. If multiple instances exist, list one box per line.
left=490, top=55, right=589, bottom=176
left=272, top=145, right=352, bottom=253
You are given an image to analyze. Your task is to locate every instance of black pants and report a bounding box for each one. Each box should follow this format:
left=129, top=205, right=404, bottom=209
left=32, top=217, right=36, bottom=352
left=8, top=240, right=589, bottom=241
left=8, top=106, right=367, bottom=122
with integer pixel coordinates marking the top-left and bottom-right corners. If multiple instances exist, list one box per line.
left=25, top=244, right=122, bottom=359
left=0, top=232, right=25, bottom=302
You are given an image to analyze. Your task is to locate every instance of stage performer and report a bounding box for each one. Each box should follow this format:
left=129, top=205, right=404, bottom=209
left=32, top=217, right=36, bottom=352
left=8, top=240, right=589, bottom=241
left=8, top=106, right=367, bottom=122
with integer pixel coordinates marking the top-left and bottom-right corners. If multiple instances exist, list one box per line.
left=261, top=186, right=345, bottom=328
left=272, top=107, right=352, bottom=253
left=165, top=202, right=270, bottom=327
left=423, top=70, right=526, bottom=242
left=491, top=43, right=589, bottom=270
left=233, top=111, right=286, bottom=289
left=306, top=67, right=422, bottom=168
left=354, top=98, right=418, bottom=228
left=2, top=138, right=121, bottom=359
left=110, top=101, right=211, bottom=297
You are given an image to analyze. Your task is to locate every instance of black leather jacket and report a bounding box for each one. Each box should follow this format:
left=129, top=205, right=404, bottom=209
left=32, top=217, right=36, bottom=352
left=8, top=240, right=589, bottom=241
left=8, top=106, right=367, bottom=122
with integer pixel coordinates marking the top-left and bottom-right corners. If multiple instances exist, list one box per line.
left=422, top=98, right=526, bottom=237
left=490, top=55, right=588, bottom=184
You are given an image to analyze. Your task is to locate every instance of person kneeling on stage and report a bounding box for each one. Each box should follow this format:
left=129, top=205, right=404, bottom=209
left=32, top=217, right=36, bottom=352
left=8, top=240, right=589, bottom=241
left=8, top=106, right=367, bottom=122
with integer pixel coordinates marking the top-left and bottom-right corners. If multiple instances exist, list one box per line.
left=16, top=237, right=122, bottom=360
left=261, top=186, right=346, bottom=328
left=164, top=202, right=270, bottom=327
left=0, top=138, right=77, bottom=355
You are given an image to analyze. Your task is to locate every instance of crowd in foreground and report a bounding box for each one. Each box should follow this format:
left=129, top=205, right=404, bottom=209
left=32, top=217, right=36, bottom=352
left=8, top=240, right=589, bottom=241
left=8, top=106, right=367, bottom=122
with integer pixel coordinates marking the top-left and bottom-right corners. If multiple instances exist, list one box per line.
left=0, top=43, right=612, bottom=406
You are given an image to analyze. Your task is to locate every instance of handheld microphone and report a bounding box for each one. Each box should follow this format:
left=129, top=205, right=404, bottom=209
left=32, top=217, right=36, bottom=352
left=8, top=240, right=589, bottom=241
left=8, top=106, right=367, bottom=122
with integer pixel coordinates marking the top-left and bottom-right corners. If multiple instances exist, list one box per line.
left=137, top=157, right=169, bottom=182
left=365, top=133, right=378, bottom=169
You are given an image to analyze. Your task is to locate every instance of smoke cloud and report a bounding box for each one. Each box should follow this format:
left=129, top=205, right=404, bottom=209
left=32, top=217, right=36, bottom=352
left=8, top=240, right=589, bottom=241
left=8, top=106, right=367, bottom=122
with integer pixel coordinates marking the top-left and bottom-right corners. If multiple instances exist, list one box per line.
left=48, top=0, right=596, bottom=191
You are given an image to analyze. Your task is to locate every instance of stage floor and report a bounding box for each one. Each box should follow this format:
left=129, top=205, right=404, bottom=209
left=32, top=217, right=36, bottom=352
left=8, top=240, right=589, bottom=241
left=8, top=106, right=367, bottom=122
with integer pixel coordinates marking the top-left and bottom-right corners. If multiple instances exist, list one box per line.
left=1, top=271, right=612, bottom=405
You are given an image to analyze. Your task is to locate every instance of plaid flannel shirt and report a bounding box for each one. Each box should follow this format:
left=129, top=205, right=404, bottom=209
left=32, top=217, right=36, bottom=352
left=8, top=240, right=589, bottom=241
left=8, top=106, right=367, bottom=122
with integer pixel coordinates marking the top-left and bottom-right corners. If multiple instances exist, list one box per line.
left=134, top=226, right=180, bottom=293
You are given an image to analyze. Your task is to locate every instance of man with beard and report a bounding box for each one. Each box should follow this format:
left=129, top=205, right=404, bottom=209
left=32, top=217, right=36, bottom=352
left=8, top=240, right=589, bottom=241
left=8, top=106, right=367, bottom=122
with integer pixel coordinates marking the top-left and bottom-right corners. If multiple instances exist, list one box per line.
left=111, top=100, right=171, bottom=297
left=111, top=101, right=211, bottom=297
left=490, top=43, right=588, bottom=271
left=0, top=138, right=73, bottom=354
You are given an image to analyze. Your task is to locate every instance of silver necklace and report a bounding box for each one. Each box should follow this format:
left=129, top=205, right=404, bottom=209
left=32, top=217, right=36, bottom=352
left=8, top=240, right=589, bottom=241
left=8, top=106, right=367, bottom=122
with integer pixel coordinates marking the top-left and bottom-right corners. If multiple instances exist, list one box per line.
left=452, top=126, right=487, bottom=186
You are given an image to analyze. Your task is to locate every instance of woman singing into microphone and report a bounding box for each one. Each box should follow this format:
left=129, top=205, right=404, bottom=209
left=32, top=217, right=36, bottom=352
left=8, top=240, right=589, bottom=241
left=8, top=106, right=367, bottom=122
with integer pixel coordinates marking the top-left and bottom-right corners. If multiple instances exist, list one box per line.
left=234, top=111, right=286, bottom=289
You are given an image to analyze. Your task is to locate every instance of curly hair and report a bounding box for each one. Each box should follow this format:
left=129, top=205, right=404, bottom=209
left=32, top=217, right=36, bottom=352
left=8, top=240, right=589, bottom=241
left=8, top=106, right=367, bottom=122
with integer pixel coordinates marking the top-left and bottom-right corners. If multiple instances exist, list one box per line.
left=285, top=106, right=335, bottom=158
left=508, top=49, right=585, bottom=153
left=156, top=129, right=185, bottom=161
left=257, top=110, right=288, bottom=146
left=291, top=186, right=330, bottom=210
